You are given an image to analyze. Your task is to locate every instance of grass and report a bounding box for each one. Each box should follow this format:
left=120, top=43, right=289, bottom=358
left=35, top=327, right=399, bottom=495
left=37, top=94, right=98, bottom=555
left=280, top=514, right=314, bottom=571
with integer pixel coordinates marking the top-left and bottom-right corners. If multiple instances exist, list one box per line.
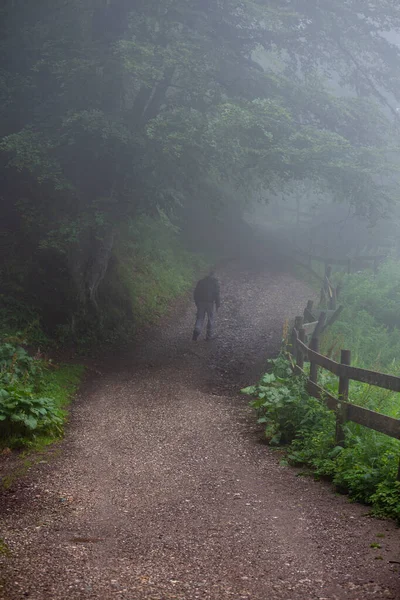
left=53, top=216, right=210, bottom=347
left=114, top=216, right=208, bottom=329
left=0, top=362, right=83, bottom=490
left=40, top=363, right=84, bottom=412
left=0, top=215, right=207, bottom=458
left=246, top=258, right=400, bottom=522
left=31, top=362, right=84, bottom=450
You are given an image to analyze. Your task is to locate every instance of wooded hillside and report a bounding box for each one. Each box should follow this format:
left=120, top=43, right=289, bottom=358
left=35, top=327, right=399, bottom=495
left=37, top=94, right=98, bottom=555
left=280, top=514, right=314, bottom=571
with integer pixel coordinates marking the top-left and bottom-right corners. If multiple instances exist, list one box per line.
left=1, top=0, right=400, bottom=342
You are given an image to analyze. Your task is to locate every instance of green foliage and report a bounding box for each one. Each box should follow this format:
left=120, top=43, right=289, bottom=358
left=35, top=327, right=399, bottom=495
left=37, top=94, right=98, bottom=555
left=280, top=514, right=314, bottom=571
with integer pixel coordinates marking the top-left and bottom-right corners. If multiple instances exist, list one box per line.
left=0, top=387, right=62, bottom=437
left=244, top=355, right=400, bottom=522
left=1, top=0, right=400, bottom=342
left=325, top=260, right=400, bottom=370
left=340, top=261, right=400, bottom=330
left=116, top=216, right=206, bottom=327
left=0, top=342, right=43, bottom=387
left=0, top=297, right=50, bottom=347
left=332, top=426, right=400, bottom=504
left=39, top=363, right=84, bottom=411
left=52, top=215, right=207, bottom=347
left=0, top=129, right=68, bottom=190
left=243, top=356, right=317, bottom=445
left=0, top=340, right=61, bottom=442
left=370, top=481, right=400, bottom=520
left=0, top=337, right=83, bottom=449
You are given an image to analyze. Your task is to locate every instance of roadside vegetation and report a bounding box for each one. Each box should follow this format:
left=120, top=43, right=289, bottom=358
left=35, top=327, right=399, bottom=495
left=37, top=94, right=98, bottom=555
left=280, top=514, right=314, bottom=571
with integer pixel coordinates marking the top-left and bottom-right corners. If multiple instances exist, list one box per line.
left=0, top=338, right=83, bottom=451
left=0, top=216, right=207, bottom=451
left=244, top=260, right=400, bottom=522
left=2, top=1, right=400, bottom=462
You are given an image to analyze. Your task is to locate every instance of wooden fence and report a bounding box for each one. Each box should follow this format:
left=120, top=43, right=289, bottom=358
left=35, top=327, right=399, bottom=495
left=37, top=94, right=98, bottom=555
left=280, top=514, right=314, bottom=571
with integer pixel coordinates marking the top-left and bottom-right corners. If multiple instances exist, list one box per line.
left=290, top=296, right=400, bottom=480
left=294, top=246, right=385, bottom=276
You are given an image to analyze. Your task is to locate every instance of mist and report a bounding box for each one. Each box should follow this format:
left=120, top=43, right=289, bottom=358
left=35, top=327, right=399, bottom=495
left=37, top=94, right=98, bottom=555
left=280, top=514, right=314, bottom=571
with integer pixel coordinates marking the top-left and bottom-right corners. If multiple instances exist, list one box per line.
left=1, top=0, right=400, bottom=335
left=2, top=3, right=400, bottom=597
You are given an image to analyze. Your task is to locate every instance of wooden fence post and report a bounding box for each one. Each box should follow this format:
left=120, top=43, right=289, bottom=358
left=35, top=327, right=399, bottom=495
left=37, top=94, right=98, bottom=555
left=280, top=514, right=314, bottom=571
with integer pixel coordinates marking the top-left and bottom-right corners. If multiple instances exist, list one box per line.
left=312, top=311, right=326, bottom=340
left=292, top=316, right=303, bottom=358
left=329, top=286, right=337, bottom=310
left=347, top=258, right=352, bottom=275
left=294, top=316, right=303, bottom=332
left=325, top=264, right=332, bottom=280
left=297, top=327, right=305, bottom=370
left=304, top=300, right=314, bottom=323
left=336, top=349, right=351, bottom=446
left=309, top=337, right=319, bottom=383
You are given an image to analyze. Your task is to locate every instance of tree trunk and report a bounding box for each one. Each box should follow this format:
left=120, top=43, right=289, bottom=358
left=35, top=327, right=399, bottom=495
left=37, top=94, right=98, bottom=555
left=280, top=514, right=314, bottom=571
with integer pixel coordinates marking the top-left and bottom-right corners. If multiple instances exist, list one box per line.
left=67, top=224, right=115, bottom=313
left=131, top=85, right=154, bottom=125
left=85, top=227, right=115, bottom=309
left=141, top=66, right=175, bottom=124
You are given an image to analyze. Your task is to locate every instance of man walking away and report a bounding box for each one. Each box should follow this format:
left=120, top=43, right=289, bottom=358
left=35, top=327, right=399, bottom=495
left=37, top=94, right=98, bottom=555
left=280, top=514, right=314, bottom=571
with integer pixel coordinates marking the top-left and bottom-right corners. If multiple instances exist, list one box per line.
left=192, top=270, right=220, bottom=341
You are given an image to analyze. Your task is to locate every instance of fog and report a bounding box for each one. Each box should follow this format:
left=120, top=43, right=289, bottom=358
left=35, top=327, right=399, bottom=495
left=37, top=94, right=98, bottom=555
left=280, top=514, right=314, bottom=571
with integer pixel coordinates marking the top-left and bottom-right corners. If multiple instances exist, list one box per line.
left=4, top=5, right=400, bottom=596
left=1, top=1, right=400, bottom=333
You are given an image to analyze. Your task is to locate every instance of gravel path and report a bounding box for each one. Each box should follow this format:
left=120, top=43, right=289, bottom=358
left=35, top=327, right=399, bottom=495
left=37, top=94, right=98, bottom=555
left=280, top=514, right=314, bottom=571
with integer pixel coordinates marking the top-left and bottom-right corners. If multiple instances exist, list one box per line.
left=1, top=260, right=399, bottom=600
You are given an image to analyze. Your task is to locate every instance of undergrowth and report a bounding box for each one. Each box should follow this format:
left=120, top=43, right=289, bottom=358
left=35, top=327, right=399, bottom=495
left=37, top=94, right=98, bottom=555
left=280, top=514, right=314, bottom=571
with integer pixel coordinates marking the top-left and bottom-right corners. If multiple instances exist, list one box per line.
left=322, top=261, right=400, bottom=370
left=54, top=215, right=208, bottom=347
left=0, top=336, right=83, bottom=450
left=0, top=296, right=84, bottom=450
left=244, top=259, right=400, bottom=522
left=0, top=215, right=207, bottom=449
left=115, top=216, right=206, bottom=329
left=243, top=355, right=400, bottom=522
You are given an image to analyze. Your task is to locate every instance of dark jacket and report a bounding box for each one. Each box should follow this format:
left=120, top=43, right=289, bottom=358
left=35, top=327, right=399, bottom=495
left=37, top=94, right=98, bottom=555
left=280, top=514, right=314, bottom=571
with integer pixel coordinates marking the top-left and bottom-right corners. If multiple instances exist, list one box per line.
left=194, top=275, right=220, bottom=309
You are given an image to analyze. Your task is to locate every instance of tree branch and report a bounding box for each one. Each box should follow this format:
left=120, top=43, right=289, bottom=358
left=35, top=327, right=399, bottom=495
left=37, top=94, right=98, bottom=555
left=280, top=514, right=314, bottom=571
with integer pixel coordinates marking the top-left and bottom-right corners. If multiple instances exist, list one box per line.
left=335, top=37, right=399, bottom=122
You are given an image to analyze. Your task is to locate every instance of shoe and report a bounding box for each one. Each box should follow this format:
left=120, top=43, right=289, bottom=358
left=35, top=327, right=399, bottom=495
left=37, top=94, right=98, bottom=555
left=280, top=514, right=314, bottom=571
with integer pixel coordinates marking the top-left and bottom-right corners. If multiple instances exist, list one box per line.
left=192, top=331, right=199, bottom=341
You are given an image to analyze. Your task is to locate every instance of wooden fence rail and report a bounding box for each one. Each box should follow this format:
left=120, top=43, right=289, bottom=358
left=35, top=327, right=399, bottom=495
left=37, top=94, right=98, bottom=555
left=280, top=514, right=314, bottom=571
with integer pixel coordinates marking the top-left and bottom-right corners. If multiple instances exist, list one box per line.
left=294, top=246, right=386, bottom=275
left=284, top=251, right=400, bottom=477
left=290, top=304, right=400, bottom=480
left=294, top=333, right=400, bottom=392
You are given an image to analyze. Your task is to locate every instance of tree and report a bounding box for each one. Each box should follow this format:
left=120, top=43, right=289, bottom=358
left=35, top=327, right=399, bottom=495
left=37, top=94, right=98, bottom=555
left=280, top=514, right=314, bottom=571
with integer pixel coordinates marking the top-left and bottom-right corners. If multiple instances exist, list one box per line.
left=266, top=0, right=400, bottom=118
left=0, top=0, right=399, bottom=335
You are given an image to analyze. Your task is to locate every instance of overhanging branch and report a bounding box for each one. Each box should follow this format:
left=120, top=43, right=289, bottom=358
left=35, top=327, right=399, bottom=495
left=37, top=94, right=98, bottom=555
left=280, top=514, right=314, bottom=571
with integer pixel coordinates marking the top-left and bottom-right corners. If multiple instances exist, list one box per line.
left=335, top=37, right=399, bottom=122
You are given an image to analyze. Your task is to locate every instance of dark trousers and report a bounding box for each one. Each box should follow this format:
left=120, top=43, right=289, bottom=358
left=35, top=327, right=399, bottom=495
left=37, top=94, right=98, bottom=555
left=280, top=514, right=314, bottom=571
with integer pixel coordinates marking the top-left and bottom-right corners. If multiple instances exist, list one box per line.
left=193, top=302, right=215, bottom=340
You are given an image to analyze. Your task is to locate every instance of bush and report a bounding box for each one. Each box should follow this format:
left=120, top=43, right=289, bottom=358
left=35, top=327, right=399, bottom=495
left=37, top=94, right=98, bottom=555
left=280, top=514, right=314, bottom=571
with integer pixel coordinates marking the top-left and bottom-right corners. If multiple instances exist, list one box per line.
left=0, top=387, right=62, bottom=438
left=0, top=340, right=82, bottom=448
left=243, top=355, right=400, bottom=522
left=243, top=356, right=331, bottom=446
left=0, top=342, right=44, bottom=387
left=0, top=296, right=50, bottom=347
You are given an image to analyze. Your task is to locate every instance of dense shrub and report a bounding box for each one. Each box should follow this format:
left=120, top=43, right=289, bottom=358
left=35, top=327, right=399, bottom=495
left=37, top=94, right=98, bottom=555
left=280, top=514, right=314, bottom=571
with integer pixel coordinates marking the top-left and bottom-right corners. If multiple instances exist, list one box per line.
left=244, top=353, right=400, bottom=522
left=0, top=341, right=82, bottom=448
left=0, top=387, right=62, bottom=437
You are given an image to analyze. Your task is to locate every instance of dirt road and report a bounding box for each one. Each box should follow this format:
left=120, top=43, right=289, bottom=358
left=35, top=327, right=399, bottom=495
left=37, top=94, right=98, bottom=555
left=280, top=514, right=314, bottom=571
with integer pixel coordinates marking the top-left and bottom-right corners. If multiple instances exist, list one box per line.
left=1, top=261, right=399, bottom=599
